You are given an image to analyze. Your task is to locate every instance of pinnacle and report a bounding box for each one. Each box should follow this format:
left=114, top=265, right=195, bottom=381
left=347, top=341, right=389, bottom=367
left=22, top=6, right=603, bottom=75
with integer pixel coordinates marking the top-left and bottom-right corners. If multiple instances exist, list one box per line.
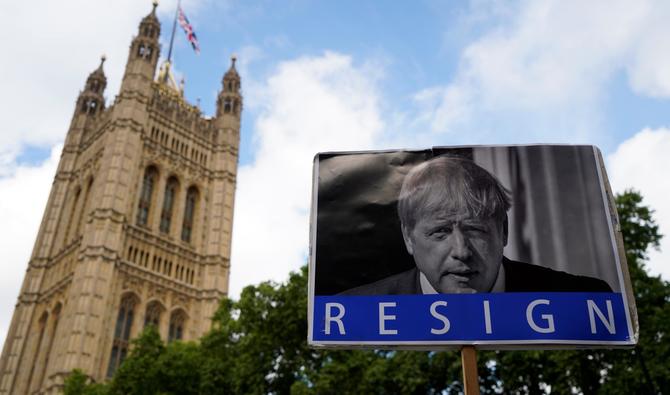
left=142, top=0, right=160, bottom=23
left=90, top=55, right=107, bottom=79
left=224, top=55, right=240, bottom=80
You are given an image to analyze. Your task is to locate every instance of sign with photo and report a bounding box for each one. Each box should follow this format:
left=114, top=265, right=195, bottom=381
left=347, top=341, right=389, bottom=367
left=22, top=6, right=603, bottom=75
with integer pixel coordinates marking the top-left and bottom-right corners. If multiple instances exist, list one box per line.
left=307, top=145, right=637, bottom=349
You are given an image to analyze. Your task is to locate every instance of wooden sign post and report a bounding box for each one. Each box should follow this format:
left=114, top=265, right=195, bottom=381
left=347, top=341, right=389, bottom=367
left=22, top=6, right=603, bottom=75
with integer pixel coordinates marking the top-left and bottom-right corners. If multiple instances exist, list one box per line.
left=461, top=346, right=480, bottom=395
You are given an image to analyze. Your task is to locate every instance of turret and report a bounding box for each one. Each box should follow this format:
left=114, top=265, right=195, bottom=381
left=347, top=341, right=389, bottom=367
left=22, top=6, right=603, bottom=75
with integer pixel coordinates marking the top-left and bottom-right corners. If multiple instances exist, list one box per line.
left=76, top=56, right=107, bottom=117
left=120, top=1, right=161, bottom=95
left=214, top=56, right=242, bottom=148
left=215, top=56, right=242, bottom=133
left=64, top=56, right=107, bottom=149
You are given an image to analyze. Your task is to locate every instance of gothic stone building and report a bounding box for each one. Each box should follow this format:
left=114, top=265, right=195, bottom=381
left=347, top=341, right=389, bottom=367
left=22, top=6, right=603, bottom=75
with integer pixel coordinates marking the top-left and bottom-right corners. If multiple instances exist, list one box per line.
left=0, top=4, right=241, bottom=393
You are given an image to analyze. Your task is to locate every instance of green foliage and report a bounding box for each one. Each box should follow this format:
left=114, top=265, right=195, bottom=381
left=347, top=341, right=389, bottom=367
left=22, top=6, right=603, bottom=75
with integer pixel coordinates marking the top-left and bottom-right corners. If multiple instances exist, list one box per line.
left=200, top=267, right=463, bottom=394
left=63, top=369, right=109, bottom=395
left=601, top=190, right=669, bottom=394
left=298, top=350, right=461, bottom=395
left=63, top=369, right=88, bottom=395
left=616, top=189, right=661, bottom=263
left=73, top=189, right=668, bottom=395
left=155, top=341, right=203, bottom=395
left=109, top=325, right=165, bottom=395
left=198, top=268, right=316, bottom=394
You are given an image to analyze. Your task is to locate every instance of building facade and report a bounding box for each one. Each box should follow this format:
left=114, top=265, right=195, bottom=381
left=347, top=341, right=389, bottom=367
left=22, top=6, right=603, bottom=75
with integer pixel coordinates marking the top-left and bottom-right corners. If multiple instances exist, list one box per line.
left=0, top=4, right=241, bottom=393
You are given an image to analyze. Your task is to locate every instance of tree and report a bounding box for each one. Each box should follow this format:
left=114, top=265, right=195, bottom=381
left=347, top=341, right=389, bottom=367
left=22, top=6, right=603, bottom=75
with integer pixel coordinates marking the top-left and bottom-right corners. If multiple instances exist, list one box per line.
left=598, top=190, right=669, bottom=394
left=63, top=369, right=91, bottom=395
left=200, top=268, right=464, bottom=395
left=108, top=325, right=165, bottom=395
left=63, top=369, right=109, bottom=395
left=154, top=340, right=203, bottom=395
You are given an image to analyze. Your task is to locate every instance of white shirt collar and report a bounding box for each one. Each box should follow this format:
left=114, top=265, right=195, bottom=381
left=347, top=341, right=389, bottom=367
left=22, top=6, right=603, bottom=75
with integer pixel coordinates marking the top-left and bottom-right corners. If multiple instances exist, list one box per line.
left=419, top=271, right=438, bottom=294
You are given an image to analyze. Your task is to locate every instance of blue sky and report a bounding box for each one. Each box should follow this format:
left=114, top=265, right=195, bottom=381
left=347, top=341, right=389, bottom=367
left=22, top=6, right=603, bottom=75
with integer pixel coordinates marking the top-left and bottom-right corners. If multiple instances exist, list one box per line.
left=2, top=0, right=670, bottom=345
left=169, top=0, right=474, bottom=164
left=10, top=0, right=670, bottom=163
left=158, top=0, right=670, bottom=158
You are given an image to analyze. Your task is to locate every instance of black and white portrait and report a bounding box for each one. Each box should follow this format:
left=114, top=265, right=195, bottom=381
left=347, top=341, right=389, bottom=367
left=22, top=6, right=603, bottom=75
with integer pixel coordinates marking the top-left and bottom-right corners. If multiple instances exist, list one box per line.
left=311, top=145, right=623, bottom=296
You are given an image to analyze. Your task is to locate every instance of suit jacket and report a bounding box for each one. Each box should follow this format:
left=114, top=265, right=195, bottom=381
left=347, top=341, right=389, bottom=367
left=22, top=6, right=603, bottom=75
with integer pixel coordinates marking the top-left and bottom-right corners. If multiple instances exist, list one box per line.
left=340, top=257, right=612, bottom=295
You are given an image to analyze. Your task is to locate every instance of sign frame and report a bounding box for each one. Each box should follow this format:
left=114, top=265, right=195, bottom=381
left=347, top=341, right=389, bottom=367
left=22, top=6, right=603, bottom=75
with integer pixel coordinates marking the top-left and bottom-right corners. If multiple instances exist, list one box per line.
left=307, top=144, right=638, bottom=350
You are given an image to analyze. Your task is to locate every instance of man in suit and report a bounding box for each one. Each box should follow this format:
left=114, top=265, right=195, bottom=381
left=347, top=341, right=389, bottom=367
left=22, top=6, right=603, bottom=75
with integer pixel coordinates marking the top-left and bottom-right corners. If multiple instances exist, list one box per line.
left=342, top=156, right=611, bottom=295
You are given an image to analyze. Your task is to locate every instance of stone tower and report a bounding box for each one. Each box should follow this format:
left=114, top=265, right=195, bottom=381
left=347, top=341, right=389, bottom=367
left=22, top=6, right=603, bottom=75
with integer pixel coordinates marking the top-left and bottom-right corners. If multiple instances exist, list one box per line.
left=0, top=4, right=241, bottom=393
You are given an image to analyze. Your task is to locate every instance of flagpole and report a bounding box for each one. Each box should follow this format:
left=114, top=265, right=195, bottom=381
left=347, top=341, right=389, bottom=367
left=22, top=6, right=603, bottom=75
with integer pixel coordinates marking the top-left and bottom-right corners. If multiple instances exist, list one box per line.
left=165, top=0, right=181, bottom=81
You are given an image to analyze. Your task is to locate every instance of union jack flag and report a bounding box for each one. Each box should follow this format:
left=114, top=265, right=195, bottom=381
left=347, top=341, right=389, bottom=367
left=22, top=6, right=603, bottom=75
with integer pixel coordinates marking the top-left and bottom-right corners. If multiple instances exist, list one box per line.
left=178, top=7, right=200, bottom=54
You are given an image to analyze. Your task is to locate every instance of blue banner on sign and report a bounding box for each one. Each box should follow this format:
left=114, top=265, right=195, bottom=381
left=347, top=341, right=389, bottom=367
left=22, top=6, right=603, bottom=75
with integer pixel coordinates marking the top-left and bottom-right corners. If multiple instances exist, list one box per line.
left=312, top=293, right=630, bottom=344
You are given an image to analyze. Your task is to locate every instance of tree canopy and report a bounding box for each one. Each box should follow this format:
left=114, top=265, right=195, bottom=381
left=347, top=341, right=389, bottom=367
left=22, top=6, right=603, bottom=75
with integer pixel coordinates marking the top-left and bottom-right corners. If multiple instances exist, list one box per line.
left=65, top=190, right=669, bottom=394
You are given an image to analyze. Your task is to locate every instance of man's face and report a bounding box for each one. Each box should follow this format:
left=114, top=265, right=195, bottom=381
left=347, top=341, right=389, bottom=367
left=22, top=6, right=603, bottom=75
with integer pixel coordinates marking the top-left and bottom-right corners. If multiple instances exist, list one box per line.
left=402, top=209, right=507, bottom=293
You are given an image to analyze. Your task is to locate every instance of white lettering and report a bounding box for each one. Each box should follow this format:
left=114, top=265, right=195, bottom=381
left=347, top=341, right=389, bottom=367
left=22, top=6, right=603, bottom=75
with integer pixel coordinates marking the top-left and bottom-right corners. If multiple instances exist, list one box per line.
left=483, top=300, right=492, bottom=334
left=587, top=300, right=616, bottom=334
left=379, top=302, right=398, bottom=335
left=324, top=303, right=346, bottom=335
left=430, top=301, right=451, bottom=334
left=526, top=299, right=555, bottom=333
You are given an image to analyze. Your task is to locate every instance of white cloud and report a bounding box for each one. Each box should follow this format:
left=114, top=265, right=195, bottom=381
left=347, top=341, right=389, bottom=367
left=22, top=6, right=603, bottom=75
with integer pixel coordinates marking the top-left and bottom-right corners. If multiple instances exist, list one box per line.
left=0, top=0, right=190, bottom=171
left=229, top=52, right=384, bottom=297
left=0, top=145, right=61, bottom=347
left=413, top=0, right=670, bottom=144
left=626, top=6, right=670, bottom=97
left=608, top=128, right=670, bottom=280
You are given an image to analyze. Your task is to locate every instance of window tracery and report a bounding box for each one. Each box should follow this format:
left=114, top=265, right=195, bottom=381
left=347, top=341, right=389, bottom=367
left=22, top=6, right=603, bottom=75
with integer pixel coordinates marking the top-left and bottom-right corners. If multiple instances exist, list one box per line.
left=168, top=310, right=186, bottom=342
left=181, top=186, right=198, bottom=242
left=137, top=166, right=158, bottom=226
left=107, top=294, right=138, bottom=377
left=144, top=301, right=163, bottom=329
left=160, top=177, right=179, bottom=234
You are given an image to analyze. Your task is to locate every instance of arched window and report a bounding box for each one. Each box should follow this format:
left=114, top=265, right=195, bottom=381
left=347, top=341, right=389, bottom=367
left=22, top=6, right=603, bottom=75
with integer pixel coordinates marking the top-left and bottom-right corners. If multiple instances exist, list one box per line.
left=26, top=312, right=48, bottom=392
left=137, top=43, right=152, bottom=59
left=36, top=303, right=61, bottom=389
left=76, top=177, right=94, bottom=237
left=137, top=166, right=157, bottom=226
left=181, top=186, right=198, bottom=242
left=160, top=177, right=179, bottom=234
left=107, top=294, right=138, bottom=377
left=65, top=187, right=81, bottom=244
left=223, top=98, right=232, bottom=113
left=144, top=301, right=163, bottom=329
left=88, top=99, right=98, bottom=115
left=168, top=310, right=186, bottom=342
